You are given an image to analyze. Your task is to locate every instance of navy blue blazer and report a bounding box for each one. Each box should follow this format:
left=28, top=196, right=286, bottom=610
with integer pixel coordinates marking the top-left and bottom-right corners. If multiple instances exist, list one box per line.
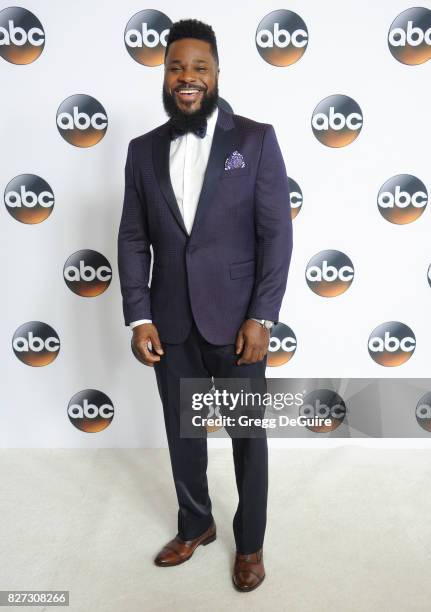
left=117, top=106, right=293, bottom=344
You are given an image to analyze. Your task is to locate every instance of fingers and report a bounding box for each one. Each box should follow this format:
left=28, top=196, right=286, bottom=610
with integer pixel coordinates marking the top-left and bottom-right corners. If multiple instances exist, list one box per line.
left=133, top=340, right=158, bottom=367
left=235, top=330, right=244, bottom=355
left=151, top=329, right=164, bottom=355
left=140, top=341, right=161, bottom=367
left=236, top=343, right=266, bottom=365
left=132, top=327, right=164, bottom=367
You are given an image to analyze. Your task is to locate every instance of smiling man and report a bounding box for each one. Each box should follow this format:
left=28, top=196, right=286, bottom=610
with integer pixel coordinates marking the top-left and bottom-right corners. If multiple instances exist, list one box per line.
left=117, top=18, right=293, bottom=592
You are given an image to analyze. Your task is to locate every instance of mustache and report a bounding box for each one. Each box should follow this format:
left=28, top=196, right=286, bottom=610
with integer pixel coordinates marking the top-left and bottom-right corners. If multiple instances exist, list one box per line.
left=162, top=81, right=219, bottom=126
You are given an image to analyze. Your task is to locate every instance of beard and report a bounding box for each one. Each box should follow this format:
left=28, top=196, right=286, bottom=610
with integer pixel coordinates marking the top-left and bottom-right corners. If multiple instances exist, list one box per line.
left=162, top=81, right=219, bottom=133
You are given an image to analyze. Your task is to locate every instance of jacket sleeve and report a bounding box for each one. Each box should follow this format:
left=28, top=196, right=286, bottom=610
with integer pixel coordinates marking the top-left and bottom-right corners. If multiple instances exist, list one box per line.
left=246, top=124, right=293, bottom=325
left=117, top=139, right=152, bottom=326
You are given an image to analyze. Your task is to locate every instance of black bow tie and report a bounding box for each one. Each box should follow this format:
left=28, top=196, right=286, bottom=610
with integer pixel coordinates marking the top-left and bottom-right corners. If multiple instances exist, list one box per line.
left=169, top=121, right=207, bottom=141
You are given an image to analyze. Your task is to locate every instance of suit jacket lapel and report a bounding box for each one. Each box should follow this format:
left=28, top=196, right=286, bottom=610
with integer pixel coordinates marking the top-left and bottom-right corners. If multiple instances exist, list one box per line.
left=189, top=108, right=236, bottom=241
left=152, top=120, right=188, bottom=235
left=152, top=106, right=236, bottom=238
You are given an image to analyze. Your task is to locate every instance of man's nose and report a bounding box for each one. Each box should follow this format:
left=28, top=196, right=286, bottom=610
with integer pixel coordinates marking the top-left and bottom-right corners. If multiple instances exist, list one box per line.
left=179, top=71, right=197, bottom=82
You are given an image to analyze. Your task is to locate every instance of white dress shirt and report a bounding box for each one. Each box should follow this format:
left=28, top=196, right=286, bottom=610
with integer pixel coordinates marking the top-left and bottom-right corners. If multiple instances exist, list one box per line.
left=129, top=106, right=270, bottom=331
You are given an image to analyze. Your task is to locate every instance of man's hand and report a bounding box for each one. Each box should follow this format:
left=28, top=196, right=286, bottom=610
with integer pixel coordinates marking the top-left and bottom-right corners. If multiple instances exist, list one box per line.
left=131, top=323, right=164, bottom=367
left=235, top=319, right=270, bottom=365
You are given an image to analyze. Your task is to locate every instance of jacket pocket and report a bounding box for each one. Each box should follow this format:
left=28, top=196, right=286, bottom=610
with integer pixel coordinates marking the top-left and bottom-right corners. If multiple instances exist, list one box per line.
left=221, top=167, right=251, bottom=179
left=229, top=259, right=255, bottom=279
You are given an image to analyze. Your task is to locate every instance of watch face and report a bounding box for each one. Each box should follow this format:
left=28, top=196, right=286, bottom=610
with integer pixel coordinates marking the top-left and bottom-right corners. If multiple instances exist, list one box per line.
left=264, top=321, right=273, bottom=329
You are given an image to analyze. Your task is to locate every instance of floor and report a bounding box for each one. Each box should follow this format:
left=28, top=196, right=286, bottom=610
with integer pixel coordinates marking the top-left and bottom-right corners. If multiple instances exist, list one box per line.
left=1, top=447, right=430, bottom=611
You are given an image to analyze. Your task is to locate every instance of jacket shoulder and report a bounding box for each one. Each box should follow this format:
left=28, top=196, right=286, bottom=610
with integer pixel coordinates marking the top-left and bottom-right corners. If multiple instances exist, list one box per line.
left=230, top=112, right=271, bottom=134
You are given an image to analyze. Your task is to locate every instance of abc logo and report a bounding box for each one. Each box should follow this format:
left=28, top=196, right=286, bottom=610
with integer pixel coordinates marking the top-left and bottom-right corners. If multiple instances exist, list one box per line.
left=0, top=7, right=44, bottom=64
left=300, top=389, right=346, bottom=433
left=255, top=9, right=308, bottom=66
left=267, top=322, right=297, bottom=367
left=56, top=95, right=108, bottom=147
left=4, top=174, right=54, bottom=224
left=377, top=174, right=428, bottom=224
left=68, top=390, right=114, bottom=433
left=125, top=9, right=171, bottom=66
left=306, top=250, right=354, bottom=297
left=388, top=7, right=431, bottom=65
left=312, top=95, right=363, bottom=147
left=12, top=321, right=60, bottom=366
left=368, top=321, right=416, bottom=367
left=288, top=177, right=302, bottom=219
left=415, top=391, right=431, bottom=432
left=64, top=250, right=112, bottom=297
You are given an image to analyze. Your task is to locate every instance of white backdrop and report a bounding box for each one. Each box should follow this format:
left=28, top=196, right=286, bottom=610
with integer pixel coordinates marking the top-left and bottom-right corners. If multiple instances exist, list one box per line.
left=2, top=0, right=431, bottom=447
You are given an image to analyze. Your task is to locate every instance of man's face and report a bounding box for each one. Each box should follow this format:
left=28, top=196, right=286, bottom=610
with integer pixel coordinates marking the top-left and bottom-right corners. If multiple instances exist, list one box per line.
left=163, top=38, right=219, bottom=122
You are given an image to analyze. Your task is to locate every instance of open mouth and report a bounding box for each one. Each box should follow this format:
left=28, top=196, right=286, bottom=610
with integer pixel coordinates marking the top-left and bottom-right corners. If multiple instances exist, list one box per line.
left=175, top=88, right=204, bottom=103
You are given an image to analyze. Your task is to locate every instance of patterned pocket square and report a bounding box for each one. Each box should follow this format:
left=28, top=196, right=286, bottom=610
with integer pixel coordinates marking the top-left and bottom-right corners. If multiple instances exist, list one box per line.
left=224, top=150, right=246, bottom=171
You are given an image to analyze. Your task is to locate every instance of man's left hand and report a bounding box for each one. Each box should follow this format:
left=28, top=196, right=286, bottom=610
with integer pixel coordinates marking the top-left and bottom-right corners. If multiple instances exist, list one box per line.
left=235, top=319, right=270, bottom=365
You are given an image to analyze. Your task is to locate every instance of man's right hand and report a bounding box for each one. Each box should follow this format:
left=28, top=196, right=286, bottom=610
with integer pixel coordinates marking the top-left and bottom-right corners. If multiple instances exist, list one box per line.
left=131, top=323, right=164, bottom=367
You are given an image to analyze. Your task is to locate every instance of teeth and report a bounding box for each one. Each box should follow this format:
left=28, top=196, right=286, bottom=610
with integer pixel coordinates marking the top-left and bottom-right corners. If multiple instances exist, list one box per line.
left=178, top=89, right=200, bottom=94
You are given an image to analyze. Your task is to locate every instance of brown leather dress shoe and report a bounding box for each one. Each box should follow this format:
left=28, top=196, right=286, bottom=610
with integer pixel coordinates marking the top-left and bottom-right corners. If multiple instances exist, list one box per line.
left=154, top=522, right=216, bottom=567
left=232, top=548, right=265, bottom=592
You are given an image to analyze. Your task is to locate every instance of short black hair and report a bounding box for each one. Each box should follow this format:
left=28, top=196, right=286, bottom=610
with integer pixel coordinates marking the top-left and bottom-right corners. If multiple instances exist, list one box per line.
left=165, top=18, right=219, bottom=66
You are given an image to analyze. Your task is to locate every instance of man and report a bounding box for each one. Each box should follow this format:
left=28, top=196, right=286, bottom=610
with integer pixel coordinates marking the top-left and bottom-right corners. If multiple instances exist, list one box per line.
left=117, top=18, right=293, bottom=592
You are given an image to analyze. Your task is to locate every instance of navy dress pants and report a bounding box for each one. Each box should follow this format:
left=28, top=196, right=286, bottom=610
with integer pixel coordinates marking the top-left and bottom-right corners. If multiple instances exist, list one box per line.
left=153, top=317, right=268, bottom=555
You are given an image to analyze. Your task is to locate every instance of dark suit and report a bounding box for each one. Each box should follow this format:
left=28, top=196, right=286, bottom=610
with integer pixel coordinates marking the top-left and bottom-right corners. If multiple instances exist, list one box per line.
left=117, top=106, right=293, bottom=553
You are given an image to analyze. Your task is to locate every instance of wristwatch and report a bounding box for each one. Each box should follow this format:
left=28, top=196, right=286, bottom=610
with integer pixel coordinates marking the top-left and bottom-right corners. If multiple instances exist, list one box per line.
left=251, top=318, right=274, bottom=330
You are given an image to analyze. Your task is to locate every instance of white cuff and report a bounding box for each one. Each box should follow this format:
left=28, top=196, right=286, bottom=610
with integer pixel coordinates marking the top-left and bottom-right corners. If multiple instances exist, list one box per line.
left=130, top=319, right=152, bottom=330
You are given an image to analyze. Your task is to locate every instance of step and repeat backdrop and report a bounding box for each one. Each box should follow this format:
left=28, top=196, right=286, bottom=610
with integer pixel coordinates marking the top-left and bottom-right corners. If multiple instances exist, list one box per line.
left=2, top=1, right=431, bottom=446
